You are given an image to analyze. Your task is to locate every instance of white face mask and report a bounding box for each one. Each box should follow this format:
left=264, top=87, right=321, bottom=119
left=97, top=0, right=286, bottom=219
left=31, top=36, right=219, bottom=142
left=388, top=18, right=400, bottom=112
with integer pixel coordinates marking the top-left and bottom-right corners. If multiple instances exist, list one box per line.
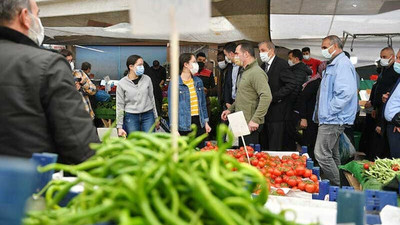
left=380, top=57, right=391, bottom=67
left=218, top=61, right=227, bottom=70
left=189, top=62, right=199, bottom=75
left=28, top=13, right=45, bottom=46
left=321, top=45, right=336, bottom=59
left=260, top=51, right=270, bottom=63
left=225, top=55, right=232, bottom=64
left=288, top=59, right=295, bottom=67
left=303, top=55, right=310, bottom=60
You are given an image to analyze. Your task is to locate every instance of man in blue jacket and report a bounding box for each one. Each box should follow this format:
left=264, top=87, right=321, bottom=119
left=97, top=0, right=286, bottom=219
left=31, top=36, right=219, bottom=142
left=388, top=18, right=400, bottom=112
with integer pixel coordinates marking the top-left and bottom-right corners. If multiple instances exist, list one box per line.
left=384, top=49, right=400, bottom=158
left=314, top=35, right=358, bottom=186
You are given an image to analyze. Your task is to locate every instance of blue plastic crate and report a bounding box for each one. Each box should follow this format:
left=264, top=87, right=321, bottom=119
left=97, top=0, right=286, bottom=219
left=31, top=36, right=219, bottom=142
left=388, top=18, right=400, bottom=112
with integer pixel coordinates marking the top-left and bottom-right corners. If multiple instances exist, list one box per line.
left=365, top=190, right=380, bottom=211
left=329, top=186, right=340, bottom=201
left=342, top=186, right=355, bottom=191
left=366, top=214, right=381, bottom=225
left=365, top=190, right=398, bottom=212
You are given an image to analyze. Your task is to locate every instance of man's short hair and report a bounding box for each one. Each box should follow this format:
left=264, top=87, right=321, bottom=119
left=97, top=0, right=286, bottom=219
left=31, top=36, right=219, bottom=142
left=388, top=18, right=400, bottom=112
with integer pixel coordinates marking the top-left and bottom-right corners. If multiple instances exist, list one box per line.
left=223, top=42, right=237, bottom=54
left=196, top=52, right=206, bottom=59
left=238, top=42, right=255, bottom=58
left=288, top=49, right=303, bottom=61
left=323, top=35, right=344, bottom=49
left=258, top=41, right=275, bottom=51
left=380, top=46, right=395, bottom=56
left=81, top=62, right=91, bottom=71
left=343, top=51, right=350, bottom=59
left=0, top=0, right=31, bottom=24
left=60, top=49, right=73, bottom=58
left=302, top=47, right=311, bottom=53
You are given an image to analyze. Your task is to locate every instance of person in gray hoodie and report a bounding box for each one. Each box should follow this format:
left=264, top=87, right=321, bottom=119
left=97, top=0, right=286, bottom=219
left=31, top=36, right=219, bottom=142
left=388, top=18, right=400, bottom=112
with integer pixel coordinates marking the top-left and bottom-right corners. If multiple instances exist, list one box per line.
left=116, top=55, right=158, bottom=136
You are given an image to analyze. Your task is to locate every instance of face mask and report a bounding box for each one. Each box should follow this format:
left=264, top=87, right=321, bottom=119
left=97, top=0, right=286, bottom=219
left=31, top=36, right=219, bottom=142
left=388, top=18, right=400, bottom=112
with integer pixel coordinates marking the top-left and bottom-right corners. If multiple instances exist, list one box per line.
left=225, top=56, right=232, bottom=64
left=135, top=65, right=145, bottom=76
left=28, top=13, right=44, bottom=46
left=380, top=57, right=391, bottom=67
left=218, top=61, right=227, bottom=70
left=70, top=61, right=75, bottom=70
left=321, top=45, right=336, bottom=59
left=233, top=55, right=243, bottom=67
left=303, top=55, right=310, bottom=60
left=190, top=62, right=199, bottom=75
left=288, top=59, right=295, bottom=67
left=394, top=62, right=400, bottom=74
left=260, top=51, right=270, bottom=63
left=197, top=62, right=205, bottom=72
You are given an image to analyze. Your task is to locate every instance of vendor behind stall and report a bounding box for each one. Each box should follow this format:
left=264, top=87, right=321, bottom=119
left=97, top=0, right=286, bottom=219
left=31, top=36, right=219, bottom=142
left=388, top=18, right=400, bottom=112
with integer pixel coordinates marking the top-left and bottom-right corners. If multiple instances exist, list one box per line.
left=0, top=0, right=99, bottom=164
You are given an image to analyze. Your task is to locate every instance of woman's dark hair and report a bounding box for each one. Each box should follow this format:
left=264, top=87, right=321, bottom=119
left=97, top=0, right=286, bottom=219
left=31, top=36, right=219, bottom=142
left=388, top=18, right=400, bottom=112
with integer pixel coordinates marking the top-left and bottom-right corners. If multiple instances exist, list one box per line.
left=60, top=49, right=72, bottom=57
left=179, top=53, right=194, bottom=73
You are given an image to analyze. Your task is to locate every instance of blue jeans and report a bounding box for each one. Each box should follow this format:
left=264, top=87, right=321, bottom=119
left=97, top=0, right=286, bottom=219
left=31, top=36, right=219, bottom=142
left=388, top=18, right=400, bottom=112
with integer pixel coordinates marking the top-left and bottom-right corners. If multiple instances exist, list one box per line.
left=123, top=110, right=155, bottom=134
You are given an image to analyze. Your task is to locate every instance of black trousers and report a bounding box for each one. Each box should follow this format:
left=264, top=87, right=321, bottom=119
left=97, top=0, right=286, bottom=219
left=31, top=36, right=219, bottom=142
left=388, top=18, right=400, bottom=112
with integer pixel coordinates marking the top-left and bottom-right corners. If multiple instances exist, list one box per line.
left=238, top=125, right=263, bottom=147
left=260, top=121, right=285, bottom=151
left=179, top=116, right=206, bottom=148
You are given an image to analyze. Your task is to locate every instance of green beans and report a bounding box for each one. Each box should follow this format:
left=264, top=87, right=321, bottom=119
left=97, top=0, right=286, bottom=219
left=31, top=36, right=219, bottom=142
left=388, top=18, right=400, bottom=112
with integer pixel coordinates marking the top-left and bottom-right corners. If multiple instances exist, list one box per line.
left=364, top=158, right=400, bottom=184
left=24, top=124, right=301, bottom=225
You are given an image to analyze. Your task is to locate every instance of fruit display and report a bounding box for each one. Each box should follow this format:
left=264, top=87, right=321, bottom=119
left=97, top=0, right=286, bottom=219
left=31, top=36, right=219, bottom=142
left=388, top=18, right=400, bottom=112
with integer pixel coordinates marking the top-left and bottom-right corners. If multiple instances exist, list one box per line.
left=24, top=125, right=300, bottom=225
left=201, top=143, right=319, bottom=194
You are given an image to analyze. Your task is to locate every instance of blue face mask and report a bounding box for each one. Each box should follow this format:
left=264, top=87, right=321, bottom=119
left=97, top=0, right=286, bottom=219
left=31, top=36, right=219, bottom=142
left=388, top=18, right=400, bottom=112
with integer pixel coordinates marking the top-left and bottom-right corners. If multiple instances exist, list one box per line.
left=136, top=65, right=145, bottom=76
left=394, top=62, right=400, bottom=74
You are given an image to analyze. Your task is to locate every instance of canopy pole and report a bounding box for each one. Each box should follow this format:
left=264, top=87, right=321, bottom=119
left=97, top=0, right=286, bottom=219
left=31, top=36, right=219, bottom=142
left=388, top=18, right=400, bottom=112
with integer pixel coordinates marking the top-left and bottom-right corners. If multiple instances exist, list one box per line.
left=169, top=6, right=180, bottom=162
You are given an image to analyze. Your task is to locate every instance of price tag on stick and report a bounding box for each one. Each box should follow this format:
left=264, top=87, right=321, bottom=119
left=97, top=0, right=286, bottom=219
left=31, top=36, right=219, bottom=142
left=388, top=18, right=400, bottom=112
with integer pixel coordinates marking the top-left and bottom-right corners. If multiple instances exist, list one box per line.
left=227, top=111, right=251, bottom=164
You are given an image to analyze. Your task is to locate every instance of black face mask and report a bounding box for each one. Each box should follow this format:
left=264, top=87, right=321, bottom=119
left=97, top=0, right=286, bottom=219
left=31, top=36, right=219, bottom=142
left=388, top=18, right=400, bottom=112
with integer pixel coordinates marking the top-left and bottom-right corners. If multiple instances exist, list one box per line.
left=197, top=62, right=205, bottom=71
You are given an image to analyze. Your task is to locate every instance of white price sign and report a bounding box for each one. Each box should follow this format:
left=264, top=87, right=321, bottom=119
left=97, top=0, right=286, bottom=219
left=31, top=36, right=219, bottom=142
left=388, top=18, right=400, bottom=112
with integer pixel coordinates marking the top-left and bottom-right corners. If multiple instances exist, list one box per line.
left=129, top=0, right=210, bottom=35
left=227, top=111, right=250, bottom=138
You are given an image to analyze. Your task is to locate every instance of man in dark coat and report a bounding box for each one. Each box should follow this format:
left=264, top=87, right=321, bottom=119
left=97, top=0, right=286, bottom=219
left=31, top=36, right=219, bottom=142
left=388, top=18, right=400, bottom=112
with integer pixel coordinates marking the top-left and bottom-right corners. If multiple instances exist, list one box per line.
left=0, top=0, right=99, bottom=164
left=286, top=49, right=312, bottom=151
left=258, top=41, right=297, bottom=150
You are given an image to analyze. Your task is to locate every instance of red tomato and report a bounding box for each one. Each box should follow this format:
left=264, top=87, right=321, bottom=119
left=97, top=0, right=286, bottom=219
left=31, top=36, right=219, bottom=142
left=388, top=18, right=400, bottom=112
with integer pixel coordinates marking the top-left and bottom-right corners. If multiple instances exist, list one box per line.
left=206, top=141, right=212, bottom=147
left=282, top=175, right=289, bottom=183
left=287, top=178, right=297, bottom=187
left=310, top=174, right=318, bottom=182
left=286, top=170, right=295, bottom=176
left=273, top=169, right=282, bottom=176
left=275, top=176, right=283, bottom=184
left=251, top=159, right=259, bottom=166
left=298, top=181, right=305, bottom=191
left=291, top=153, right=300, bottom=160
left=305, top=184, right=315, bottom=193
left=363, top=163, right=369, bottom=170
left=303, top=169, right=312, bottom=178
left=258, top=161, right=266, bottom=168
left=268, top=168, right=274, bottom=174
left=295, top=166, right=306, bottom=176
left=276, top=189, right=285, bottom=196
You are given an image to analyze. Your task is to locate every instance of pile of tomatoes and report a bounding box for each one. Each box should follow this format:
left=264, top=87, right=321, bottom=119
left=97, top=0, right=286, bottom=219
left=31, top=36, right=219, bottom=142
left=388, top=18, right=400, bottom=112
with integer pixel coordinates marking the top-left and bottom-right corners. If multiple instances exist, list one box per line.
left=201, top=143, right=320, bottom=194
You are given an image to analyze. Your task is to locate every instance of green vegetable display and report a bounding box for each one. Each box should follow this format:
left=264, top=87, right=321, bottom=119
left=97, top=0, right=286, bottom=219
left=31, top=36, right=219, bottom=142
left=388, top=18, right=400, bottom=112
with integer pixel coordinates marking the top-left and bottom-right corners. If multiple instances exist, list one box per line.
left=364, top=158, right=400, bottom=185
left=24, top=125, right=300, bottom=225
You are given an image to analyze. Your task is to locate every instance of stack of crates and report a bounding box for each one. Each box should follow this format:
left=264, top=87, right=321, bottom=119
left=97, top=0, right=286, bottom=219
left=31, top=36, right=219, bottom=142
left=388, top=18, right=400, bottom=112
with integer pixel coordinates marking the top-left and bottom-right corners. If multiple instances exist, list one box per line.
left=329, top=186, right=355, bottom=202
left=364, top=190, right=398, bottom=225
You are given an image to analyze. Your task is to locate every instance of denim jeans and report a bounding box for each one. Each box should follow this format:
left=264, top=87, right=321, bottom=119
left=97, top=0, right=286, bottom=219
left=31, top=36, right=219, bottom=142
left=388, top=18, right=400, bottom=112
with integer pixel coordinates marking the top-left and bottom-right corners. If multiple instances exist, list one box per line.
left=314, top=124, right=345, bottom=186
left=123, top=110, right=155, bottom=134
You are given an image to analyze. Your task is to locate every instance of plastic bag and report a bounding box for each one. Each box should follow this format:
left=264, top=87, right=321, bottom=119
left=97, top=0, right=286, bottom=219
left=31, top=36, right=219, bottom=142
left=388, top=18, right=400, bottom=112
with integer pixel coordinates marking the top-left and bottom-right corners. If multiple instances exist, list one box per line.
left=339, top=133, right=356, bottom=163
left=95, top=90, right=111, bottom=102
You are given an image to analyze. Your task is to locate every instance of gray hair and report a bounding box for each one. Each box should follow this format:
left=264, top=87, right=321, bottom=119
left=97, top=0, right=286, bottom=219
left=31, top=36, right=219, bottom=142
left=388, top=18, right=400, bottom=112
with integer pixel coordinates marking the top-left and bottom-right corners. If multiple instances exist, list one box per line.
left=0, top=0, right=31, bottom=23
left=258, top=41, right=275, bottom=51
left=323, top=35, right=343, bottom=49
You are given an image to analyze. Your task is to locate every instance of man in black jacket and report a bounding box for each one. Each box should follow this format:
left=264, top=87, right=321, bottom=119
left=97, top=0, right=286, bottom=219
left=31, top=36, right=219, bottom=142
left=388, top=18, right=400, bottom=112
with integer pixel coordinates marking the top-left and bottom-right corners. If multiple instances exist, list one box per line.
left=222, top=42, right=241, bottom=110
left=286, top=49, right=312, bottom=151
left=258, top=41, right=297, bottom=150
left=0, top=0, right=99, bottom=164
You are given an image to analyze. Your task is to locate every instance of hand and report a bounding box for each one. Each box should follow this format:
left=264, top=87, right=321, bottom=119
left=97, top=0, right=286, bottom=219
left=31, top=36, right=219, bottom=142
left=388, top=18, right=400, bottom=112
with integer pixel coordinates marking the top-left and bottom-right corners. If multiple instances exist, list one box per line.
left=364, top=101, right=372, bottom=108
left=371, top=110, right=376, bottom=119
left=225, top=103, right=232, bottom=109
left=394, top=127, right=400, bottom=133
left=375, top=126, right=382, bottom=135
left=248, top=121, right=259, bottom=132
left=299, top=119, right=308, bottom=129
left=205, top=122, right=211, bottom=133
left=382, top=92, right=390, bottom=103
left=155, top=121, right=160, bottom=130
left=204, top=88, right=208, bottom=95
left=221, top=110, right=231, bottom=121
left=118, top=128, right=127, bottom=137
left=75, top=82, right=81, bottom=91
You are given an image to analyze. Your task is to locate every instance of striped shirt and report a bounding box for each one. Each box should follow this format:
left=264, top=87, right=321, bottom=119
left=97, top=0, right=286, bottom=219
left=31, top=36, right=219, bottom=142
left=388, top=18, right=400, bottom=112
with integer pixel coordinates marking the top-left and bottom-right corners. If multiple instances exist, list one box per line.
left=183, top=78, right=199, bottom=116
